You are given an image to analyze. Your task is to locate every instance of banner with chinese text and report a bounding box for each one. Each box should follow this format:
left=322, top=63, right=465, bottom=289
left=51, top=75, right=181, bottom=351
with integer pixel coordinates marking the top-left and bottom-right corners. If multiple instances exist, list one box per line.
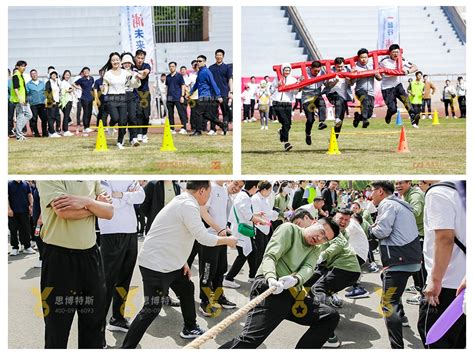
left=377, top=7, right=400, bottom=49
left=120, top=6, right=154, bottom=66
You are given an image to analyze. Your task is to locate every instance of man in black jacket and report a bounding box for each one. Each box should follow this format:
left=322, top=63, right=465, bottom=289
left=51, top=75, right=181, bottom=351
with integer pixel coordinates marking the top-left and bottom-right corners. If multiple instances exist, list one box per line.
left=292, top=180, right=308, bottom=210
left=322, top=181, right=339, bottom=216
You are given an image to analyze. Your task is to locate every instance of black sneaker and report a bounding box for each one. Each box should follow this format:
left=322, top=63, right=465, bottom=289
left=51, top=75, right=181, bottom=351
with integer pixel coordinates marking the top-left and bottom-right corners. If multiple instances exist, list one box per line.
left=353, top=112, right=360, bottom=128
left=199, top=301, right=220, bottom=317
left=218, top=296, right=237, bottom=309
left=305, top=134, right=312, bottom=145
left=318, top=122, right=327, bottom=130
left=284, top=142, right=293, bottom=151
left=385, top=114, right=392, bottom=124
left=106, top=317, right=130, bottom=333
left=362, top=119, right=370, bottom=128
left=180, top=324, right=207, bottom=339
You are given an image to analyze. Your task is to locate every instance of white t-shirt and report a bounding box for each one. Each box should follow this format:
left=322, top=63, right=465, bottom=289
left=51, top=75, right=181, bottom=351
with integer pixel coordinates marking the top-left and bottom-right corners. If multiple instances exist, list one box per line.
left=345, top=219, right=369, bottom=261
left=248, top=83, right=259, bottom=98
left=205, top=182, right=230, bottom=235
left=60, top=80, right=73, bottom=102
left=423, top=185, right=466, bottom=289
left=379, top=56, right=412, bottom=90
left=251, top=192, right=278, bottom=234
left=241, top=90, right=253, bottom=105
left=299, top=203, right=319, bottom=219
left=104, top=69, right=128, bottom=95
left=73, top=75, right=82, bottom=99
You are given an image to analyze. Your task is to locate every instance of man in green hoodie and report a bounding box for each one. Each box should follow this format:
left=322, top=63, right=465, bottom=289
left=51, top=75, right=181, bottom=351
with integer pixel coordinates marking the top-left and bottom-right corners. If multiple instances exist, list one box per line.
left=220, top=219, right=340, bottom=349
left=395, top=180, right=426, bottom=305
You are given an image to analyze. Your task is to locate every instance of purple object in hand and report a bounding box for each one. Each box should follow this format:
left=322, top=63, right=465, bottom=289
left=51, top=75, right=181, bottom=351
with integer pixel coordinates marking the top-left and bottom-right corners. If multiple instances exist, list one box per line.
left=425, top=288, right=465, bottom=345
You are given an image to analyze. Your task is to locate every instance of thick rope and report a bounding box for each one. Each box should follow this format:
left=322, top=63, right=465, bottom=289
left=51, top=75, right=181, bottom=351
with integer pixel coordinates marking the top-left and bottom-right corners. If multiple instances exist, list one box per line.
left=184, top=286, right=277, bottom=349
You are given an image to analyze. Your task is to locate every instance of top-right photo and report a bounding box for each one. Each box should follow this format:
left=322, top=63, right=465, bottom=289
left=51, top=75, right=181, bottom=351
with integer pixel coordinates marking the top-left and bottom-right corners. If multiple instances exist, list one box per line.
left=241, top=6, right=466, bottom=175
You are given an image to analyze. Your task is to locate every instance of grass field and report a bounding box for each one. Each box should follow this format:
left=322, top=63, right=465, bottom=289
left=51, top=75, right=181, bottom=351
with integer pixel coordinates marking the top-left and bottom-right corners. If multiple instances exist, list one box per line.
left=9, top=130, right=233, bottom=174
left=242, top=117, right=466, bottom=174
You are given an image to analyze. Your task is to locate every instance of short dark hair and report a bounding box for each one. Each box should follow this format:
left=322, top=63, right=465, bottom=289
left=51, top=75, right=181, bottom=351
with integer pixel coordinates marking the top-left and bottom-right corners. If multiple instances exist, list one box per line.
left=186, top=181, right=210, bottom=191
left=180, top=66, right=187, bottom=70
left=191, top=60, right=197, bottom=66
left=264, top=75, right=270, bottom=80
left=47, top=66, right=55, bottom=70
left=169, top=61, right=177, bottom=67
left=352, top=213, right=363, bottom=225
left=423, top=74, right=428, bottom=79
left=291, top=209, right=314, bottom=223
left=357, top=48, right=369, bottom=57
left=16, top=60, right=27, bottom=67
left=81, top=66, right=90, bottom=72
left=371, top=180, right=395, bottom=195
left=250, top=76, right=256, bottom=79
left=389, top=44, right=400, bottom=52
left=458, top=76, right=463, bottom=80
left=215, top=49, right=225, bottom=56
left=336, top=208, right=352, bottom=216
left=29, top=69, right=37, bottom=74
left=135, top=49, right=147, bottom=57
left=319, top=217, right=340, bottom=237
left=244, top=180, right=260, bottom=190
left=258, top=180, right=272, bottom=191
left=415, top=71, right=423, bottom=76
left=334, top=57, right=345, bottom=65
left=311, top=61, right=322, bottom=68
left=161, top=73, right=166, bottom=77
left=197, top=55, right=207, bottom=62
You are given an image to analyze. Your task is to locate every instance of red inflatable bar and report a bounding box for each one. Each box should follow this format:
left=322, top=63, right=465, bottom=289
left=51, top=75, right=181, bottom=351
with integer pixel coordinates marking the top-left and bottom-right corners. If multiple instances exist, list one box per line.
left=272, top=49, right=405, bottom=92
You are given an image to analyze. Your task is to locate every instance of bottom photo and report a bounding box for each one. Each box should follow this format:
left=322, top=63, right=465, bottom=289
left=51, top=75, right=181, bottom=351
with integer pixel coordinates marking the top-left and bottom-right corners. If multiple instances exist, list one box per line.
left=8, top=179, right=466, bottom=349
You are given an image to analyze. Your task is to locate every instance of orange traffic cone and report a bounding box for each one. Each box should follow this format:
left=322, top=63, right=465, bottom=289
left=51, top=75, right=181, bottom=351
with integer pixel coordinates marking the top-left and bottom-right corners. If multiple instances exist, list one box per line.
left=396, top=126, right=409, bottom=153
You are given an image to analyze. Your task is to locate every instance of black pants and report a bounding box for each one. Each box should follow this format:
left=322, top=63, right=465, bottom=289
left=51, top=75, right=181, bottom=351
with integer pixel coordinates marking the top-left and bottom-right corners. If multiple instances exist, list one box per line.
left=269, top=105, right=275, bottom=121
left=108, top=98, right=127, bottom=144
left=194, top=99, right=223, bottom=133
left=199, top=244, right=228, bottom=303
left=458, top=95, right=466, bottom=117
left=167, top=101, right=187, bottom=128
left=9, top=213, right=31, bottom=250
left=303, top=97, right=326, bottom=135
left=412, top=104, right=422, bottom=115
left=135, top=205, right=145, bottom=235
left=250, top=98, right=256, bottom=118
left=254, top=228, right=271, bottom=270
left=380, top=269, right=411, bottom=349
left=61, top=101, right=72, bottom=132
left=100, top=233, right=138, bottom=321
left=47, top=105, right=60, bottom=134
left=187, top=240, right=200, bottom=267
left=30, top=104, right=47, bottom=136
left=293, top=98, right=302, bottom=113
left=243, top=104, right=251, bottom=121
left=443, top=99, right=455, bottom=117
left=121, top=266, right=197, bottom=348
left=382, top=83, right=417, bottom=124
left=411, top=238, right=427, bottom=293
left=125, top=92, right=138, bottom=141
left=76, top=100, right=82, bottom=125
left=189, top=99, right=198, bottom=130
left=210, top=96, right=230, bottom=130
left=219, top=277, right=339, bottom=349
left=225, top=243, right=258, bottom=281
left=80, top=99, right=93, bottom=129
left=417, top=288, right=466, bottom=348
left=135, top=92, right=151, bottom=135
left=327, top=93, right=346, bottom=138
left=306, top=266, right=360, bottom=296
left=355, top=89, right=375, bottom=120
left=41, top=243, right=106, bottom=348
left=8, top=101, right=16, bottom=135
left=422, top=98, right=432, bottom=114
left=273, top=102, right=292, bottom=142
left=97, top=100, right=108, bottom=128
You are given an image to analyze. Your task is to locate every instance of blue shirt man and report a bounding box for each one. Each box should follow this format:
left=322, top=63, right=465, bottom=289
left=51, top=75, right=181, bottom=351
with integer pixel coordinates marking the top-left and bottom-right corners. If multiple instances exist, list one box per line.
left=209, top=51, right=232, bottom=97
left=190, top=59, right=221, bottom=99
left=165, top=63, right=185, bottom=102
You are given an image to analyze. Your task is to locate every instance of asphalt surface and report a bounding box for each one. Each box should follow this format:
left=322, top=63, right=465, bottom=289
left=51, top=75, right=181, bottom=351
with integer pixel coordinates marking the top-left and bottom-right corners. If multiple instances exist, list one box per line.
left=8, top=239, right=424, bottom=349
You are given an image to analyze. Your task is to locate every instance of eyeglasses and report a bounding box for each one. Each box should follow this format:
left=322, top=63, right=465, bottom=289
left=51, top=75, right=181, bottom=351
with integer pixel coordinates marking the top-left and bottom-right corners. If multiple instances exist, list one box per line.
left=197, top=60, right=204, bottom=63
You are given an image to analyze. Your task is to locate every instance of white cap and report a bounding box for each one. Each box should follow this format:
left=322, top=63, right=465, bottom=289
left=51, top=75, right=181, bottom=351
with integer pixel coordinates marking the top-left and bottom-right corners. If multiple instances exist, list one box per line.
left=121, top=54, right=134, bottom=65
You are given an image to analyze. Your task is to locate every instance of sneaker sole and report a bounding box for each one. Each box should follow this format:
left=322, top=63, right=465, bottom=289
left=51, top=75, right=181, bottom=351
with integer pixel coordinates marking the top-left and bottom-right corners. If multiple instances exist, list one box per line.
left=345, top=293, right=369, bottom=299
left=179, top=332, right=203, bottom=339
left=220, top=304, right=237, bottom=309
left=106, top=324, right=129, bottom=333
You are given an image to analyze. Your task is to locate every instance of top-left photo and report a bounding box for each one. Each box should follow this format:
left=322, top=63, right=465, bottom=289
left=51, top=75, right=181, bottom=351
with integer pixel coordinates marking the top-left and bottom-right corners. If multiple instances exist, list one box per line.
left=8, top=6, right=233, bottom=174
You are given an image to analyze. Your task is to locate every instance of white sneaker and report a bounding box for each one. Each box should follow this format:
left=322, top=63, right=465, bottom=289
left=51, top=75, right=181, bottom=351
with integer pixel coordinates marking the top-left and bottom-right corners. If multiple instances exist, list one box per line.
left=171, top=130, right=177, bottom=135
left=265, top=126, right=268, bottom=130
left=421, top=115, right=426, bottom=120
left=412, top=123, right=419, bottom=129
left=428, top=115, right=432, bottom=119
left=63, top=131, right=74, bottom=137
left=453, top=116, right=458, bottom=119
left=10, top=249, right=19, bottom=256
left=49, top=132, right=61, bottom=138
left=243, top=119, right=249, bottom=123
left=207, top=130, right=217, bottom=136
left=223, top=279, right=241, bottom=289
left=335, top=118, right=343, bottom=127
left=137, top=134, right=143, bottom=142
left=34, top=259, right=42, bottom=268
left=23, top=247, right=36, bottom=254
left=84, top=128, right=94, bottom=133
left=131, top=138, right=140, bottom=147
left=250, top=117, right=257, bottom=122
left=179, top=128, right=188, bottom=135
left=248, top=278, right=255, bottom=283
left=260, top=126, right=264, bottom=130
left=142, top=135, right=149, bottom=143
left=117, top=143, right=124, bottom=150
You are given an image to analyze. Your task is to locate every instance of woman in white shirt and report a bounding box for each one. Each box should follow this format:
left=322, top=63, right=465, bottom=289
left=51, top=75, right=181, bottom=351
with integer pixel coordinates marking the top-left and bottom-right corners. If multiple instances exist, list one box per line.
left=45, top=70, right=61, bottom=138
left=59, top=70, right=74, bottom=136
left=251, top=181, right=279, bottom=268
left=101, top=52, right=137, bottom=149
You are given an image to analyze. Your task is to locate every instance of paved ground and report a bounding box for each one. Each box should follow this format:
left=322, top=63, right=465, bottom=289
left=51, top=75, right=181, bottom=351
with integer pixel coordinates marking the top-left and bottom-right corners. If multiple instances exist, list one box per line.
left=8, top=240, right=424, bottom=349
